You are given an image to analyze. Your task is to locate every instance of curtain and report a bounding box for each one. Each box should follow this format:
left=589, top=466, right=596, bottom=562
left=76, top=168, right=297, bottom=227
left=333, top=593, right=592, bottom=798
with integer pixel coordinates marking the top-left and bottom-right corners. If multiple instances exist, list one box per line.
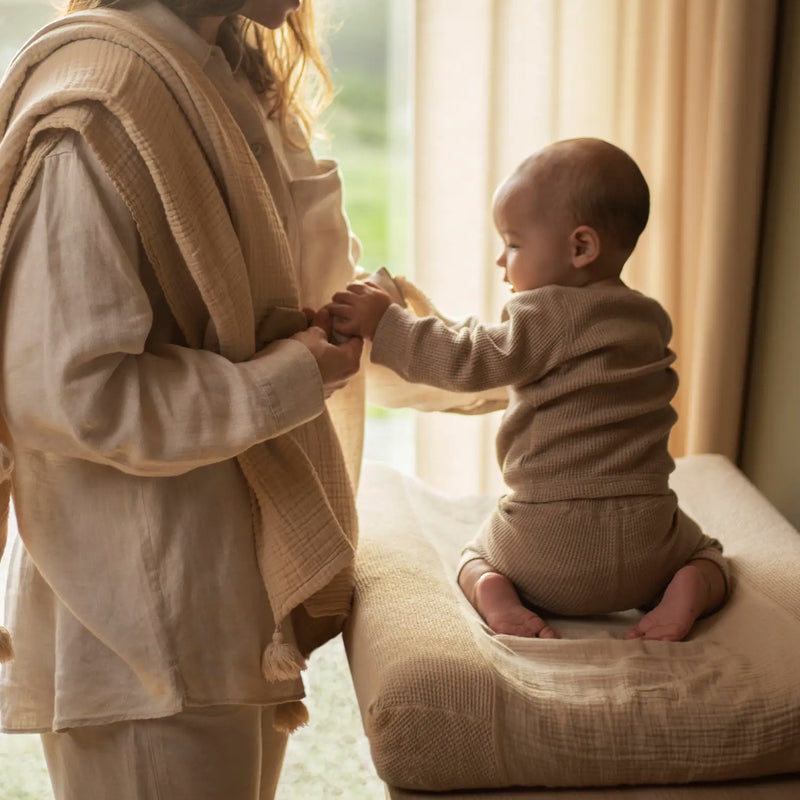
left=410, top=0, right=778, bottom=495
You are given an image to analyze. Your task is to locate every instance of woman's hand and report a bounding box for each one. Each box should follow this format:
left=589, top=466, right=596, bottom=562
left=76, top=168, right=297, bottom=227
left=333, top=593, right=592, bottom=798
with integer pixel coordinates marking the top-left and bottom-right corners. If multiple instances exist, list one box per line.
left=291, top=322, right=363, bottom=398
left=328, top=281, right=393, bottom=340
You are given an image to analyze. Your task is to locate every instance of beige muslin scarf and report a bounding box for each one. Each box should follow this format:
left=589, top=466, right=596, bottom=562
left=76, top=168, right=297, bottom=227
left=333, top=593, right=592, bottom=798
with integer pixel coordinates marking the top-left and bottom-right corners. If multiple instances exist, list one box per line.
left=0, top=10, right=357, bottom=729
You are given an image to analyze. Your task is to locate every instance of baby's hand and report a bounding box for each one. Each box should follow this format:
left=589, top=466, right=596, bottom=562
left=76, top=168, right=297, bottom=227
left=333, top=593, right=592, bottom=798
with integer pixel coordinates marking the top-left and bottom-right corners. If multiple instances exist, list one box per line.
left=328, top=281, right=393, bottom=340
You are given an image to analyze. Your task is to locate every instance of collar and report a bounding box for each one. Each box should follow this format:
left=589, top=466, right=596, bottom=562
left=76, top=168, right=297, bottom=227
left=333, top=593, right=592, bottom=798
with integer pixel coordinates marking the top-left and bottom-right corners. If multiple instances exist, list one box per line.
left=127, top=0, right=220, bottom=69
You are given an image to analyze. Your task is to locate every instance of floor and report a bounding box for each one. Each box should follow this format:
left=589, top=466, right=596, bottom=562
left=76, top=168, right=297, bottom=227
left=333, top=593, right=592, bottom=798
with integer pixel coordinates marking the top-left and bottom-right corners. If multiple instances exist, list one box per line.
left=0, top=635, right=385, bottom=799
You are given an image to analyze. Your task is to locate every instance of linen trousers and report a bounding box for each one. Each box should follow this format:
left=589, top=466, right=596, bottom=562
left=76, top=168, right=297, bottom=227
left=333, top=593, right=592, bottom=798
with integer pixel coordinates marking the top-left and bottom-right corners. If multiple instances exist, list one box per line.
left=40, top=704, right=288, bottom=800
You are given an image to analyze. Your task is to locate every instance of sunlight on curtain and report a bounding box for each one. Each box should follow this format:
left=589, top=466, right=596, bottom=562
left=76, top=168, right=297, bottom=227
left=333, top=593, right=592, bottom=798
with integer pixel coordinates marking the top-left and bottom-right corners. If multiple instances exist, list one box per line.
left=411, top=0, right=777, bottom=495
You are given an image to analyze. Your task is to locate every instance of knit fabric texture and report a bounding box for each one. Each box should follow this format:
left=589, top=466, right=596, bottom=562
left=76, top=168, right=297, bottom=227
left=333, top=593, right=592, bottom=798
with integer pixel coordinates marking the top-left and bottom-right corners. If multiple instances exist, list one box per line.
left=372, top=283, right=679, bottom=502
left=346, top=457, right=800, bottom=791
left=371, top=282, right=729, bottom=613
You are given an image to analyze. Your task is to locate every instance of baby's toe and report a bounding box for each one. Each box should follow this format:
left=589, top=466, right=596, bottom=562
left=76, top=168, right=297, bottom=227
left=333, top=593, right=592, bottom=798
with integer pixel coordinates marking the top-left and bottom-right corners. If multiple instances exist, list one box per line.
left=538, top=625, right=559, bottom=639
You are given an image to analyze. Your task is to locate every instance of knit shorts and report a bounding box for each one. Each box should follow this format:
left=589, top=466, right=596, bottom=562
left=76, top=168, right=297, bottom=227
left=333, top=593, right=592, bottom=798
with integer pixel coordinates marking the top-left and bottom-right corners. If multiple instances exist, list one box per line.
left=457, top=492, right=729, bottom=616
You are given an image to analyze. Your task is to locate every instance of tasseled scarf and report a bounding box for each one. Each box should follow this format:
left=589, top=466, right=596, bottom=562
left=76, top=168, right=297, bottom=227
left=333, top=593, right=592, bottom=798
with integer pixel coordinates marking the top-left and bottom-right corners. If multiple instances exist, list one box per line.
left=0, top=10, right=357, bottom=730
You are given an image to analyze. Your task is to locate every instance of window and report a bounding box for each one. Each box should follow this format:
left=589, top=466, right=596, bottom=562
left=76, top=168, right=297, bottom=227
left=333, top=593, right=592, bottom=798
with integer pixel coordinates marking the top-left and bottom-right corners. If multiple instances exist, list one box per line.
left=316, top=0, right=416, bottom=476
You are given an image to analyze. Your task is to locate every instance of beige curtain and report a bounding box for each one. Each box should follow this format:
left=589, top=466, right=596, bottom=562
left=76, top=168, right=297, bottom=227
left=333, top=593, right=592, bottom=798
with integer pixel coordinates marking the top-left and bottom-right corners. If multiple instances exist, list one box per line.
left=410, top=0, right=777, bottom=495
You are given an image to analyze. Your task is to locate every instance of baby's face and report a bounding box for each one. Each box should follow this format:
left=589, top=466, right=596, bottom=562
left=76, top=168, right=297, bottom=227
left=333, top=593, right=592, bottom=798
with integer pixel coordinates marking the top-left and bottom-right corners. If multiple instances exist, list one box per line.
left=492, top=181, right=576, bottom=293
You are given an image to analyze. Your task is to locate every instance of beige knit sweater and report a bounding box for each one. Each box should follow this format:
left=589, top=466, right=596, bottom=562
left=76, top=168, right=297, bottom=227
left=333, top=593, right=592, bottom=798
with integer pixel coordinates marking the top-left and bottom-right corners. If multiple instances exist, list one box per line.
left=0, top=10, right=356, bottom=689
left=371, top=282, right=730, bottom=615
left=372, top=283, right=679, bottom=501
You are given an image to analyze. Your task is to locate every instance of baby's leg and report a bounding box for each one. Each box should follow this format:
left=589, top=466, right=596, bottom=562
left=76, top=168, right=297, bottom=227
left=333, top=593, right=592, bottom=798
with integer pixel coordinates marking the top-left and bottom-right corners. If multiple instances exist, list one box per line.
left=624, top=558, right=726, bottom=642
left=458, top=557, right=558, bottom=639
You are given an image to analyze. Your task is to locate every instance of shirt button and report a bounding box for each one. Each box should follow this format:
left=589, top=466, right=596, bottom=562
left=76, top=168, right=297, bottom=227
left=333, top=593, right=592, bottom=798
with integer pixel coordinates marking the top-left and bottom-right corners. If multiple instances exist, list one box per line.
left=251, top=142, right=264, bottom=157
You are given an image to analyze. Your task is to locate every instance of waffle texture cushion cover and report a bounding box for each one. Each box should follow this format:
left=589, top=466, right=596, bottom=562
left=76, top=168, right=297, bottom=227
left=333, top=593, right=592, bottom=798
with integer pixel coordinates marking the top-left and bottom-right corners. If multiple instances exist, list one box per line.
left=344, top=455, right=800, bottom=791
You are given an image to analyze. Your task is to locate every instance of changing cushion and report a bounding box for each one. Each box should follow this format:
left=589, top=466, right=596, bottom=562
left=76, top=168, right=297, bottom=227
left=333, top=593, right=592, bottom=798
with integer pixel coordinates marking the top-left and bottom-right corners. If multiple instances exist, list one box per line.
left=344, top=455, right=800, bottom=792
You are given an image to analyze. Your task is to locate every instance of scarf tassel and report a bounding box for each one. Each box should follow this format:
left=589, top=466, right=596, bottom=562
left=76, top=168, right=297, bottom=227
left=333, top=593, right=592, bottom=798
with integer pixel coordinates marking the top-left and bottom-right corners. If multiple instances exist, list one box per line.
left=273, top=700, right=309, bottom=734
left=261, top=627, right=306, bottom=683
left=0, top=627, right=13, bottom=663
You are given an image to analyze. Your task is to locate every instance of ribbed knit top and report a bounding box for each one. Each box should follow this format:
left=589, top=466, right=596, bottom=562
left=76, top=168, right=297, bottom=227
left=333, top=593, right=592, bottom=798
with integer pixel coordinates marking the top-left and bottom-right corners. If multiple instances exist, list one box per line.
left=371, top=283, right=678, bottom=501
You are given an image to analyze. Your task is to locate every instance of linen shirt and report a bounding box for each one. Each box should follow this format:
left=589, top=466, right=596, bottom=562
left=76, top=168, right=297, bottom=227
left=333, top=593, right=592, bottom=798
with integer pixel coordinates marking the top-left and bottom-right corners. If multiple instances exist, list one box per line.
left=0, top=1, right=360, bottom=732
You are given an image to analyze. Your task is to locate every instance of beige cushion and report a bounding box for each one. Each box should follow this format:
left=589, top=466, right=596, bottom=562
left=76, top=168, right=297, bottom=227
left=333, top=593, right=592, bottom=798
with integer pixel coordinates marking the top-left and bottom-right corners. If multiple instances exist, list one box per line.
left=387, top=775, right=800, bottom=800
left=345, top=455, right=800, bottom=792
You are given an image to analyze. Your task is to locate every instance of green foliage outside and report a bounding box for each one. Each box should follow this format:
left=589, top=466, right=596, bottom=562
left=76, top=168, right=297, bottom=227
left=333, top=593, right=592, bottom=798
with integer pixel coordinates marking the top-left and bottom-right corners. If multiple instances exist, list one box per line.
left=314, top=0, right=413, bottom=430
left=314, top=0, right=392, bottom=271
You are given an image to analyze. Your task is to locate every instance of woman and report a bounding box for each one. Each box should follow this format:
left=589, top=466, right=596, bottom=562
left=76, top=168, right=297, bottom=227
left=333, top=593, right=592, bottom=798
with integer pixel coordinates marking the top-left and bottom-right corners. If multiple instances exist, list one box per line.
left=0, top=1, right=363, bottom=797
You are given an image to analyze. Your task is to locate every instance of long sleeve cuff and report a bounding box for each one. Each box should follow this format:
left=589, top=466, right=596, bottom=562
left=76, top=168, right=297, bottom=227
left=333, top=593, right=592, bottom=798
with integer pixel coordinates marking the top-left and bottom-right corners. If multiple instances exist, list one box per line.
left=239, top=338, right=326, bottom=438
left=370, top=304, right=419, bottom=377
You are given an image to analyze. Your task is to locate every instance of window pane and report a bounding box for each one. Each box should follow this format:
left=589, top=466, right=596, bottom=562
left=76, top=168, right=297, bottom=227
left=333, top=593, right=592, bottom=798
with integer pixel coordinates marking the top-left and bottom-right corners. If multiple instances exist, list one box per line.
left=315, top=0, right=416, bottom=476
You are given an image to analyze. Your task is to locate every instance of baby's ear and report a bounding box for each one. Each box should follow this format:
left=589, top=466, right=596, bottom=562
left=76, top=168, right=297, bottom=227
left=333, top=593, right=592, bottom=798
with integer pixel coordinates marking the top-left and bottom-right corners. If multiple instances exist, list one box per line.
left=570, top=225, right=601, bottom=269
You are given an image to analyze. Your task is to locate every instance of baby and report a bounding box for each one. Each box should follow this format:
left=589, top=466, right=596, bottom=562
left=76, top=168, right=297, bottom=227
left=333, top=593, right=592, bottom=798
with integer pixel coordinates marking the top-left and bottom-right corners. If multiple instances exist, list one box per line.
left=329, top=138, right=729, bottom=641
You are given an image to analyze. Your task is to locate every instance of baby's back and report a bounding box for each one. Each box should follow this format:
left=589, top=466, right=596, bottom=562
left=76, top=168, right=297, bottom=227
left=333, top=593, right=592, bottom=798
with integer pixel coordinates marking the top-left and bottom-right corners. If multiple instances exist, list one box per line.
left=498, top=284, right=678, bottom=503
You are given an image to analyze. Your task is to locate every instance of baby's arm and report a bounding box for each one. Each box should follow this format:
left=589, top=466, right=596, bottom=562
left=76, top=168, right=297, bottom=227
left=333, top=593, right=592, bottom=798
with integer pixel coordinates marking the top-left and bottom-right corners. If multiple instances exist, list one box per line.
left=332, top=286, right=566, bottom=394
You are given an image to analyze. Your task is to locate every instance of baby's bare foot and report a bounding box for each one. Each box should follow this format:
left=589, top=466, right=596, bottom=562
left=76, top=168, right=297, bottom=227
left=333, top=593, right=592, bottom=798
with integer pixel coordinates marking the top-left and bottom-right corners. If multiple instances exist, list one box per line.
left=625, top=564, right=709, bottom=642
left=474, top=572, right=558, bottom=638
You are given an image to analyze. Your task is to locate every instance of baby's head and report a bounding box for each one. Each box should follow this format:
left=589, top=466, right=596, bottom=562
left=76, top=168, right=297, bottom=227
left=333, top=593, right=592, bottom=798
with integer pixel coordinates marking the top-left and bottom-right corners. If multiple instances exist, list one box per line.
left=492, top=138, right=649, bottom=292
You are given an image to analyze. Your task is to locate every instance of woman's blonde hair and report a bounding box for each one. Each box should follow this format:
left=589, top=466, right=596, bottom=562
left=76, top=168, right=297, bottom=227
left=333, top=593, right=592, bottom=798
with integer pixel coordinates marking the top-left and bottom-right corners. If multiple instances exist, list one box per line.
left=63, top=0, right=333, bottom=146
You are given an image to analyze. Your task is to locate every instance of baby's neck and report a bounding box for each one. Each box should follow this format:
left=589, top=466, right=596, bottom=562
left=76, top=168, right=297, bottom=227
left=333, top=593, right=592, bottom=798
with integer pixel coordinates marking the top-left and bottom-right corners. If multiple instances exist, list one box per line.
left=587, top=275, right=625, bottom=289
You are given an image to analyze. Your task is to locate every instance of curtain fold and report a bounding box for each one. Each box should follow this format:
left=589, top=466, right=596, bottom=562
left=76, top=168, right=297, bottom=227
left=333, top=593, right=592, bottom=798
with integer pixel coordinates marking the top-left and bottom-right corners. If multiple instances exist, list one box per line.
left=411, top=0, right=777, bottom=495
